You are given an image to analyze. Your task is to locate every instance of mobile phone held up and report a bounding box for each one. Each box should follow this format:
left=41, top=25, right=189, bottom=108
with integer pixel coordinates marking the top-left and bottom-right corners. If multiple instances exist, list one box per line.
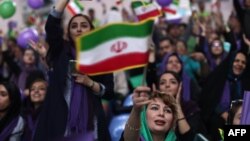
left=69, top=60, right=78, bottom=74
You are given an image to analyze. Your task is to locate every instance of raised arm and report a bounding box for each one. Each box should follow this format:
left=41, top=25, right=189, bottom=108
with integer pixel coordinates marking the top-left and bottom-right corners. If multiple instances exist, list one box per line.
left=123, top=86, right=151, bottom=141
left=45, top=0, right=69, bottom=66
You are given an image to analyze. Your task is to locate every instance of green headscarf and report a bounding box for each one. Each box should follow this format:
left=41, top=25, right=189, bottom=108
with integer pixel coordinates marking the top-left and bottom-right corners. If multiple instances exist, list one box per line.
left=140, top=107, right=176, bottom=141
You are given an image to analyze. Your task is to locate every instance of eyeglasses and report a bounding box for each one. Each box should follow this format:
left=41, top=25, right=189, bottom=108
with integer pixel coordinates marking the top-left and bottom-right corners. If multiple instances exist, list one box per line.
left=230, top=99, right=243, bottom=110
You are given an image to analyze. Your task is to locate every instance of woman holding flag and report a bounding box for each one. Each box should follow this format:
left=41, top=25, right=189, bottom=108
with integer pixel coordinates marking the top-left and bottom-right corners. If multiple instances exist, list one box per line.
left=33, top=0, right=114, bottom=141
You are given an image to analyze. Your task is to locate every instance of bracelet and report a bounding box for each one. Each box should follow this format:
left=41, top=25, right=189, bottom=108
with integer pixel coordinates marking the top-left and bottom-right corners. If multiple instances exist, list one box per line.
left=126, top=122, right=140, bottom=131
left=177, top=117, right=185, bottom=122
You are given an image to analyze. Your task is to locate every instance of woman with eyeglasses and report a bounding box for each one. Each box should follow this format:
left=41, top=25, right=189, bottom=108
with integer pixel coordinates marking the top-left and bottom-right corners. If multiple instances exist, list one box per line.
left=199, top=50, right=250, bottom=140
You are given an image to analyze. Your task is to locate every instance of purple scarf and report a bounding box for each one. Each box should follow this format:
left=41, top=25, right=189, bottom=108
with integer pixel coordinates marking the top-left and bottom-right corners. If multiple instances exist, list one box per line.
left=0, top=117, right=19, bottom=141
left=218, top=80, right=231, bottom=113
left=67, top=80, right=89, bottom=136
left=204, top=42, right=227, bottom=71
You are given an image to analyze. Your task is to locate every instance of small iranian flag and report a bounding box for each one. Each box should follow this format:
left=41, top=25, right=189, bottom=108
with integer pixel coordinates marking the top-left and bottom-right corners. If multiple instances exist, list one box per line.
left=75, top=19, right=154, bottom=75
left=116, top=0, right=123, bottom=5
left=66, top=0, right=84, bottom=15
left=132, top=1, right=160, bottom=21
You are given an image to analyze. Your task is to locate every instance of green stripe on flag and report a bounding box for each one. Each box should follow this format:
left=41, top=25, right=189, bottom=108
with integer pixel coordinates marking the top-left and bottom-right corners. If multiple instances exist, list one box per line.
left=173, top=0, right=179, bottom=5
left=74, top=0, right=84, bottom=11
left=131, top=1, right=150, bottom=9
left=77, top=19, right=154, bottom=51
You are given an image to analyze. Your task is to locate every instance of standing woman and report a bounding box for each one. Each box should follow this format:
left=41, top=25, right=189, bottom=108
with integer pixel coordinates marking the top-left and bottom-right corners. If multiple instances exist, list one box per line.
left=0, top=81, right=24, bottom=141
left=33, top=0, right=114, bottom=141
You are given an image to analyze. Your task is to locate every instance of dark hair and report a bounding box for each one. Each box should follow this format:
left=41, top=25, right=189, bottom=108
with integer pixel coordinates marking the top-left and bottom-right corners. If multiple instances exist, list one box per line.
left=67, top=14, right=95, bottom=42
left=0, top=81, right=21, bottom=132
left=176, top=39, right=187, bottom=49
left=158, top=36, right=174, bottom=46
left=25, top=70, right=46, bottom=89
left=157, top=70, right=181, bottom=89
left=227, top=99, right=243, bottom=125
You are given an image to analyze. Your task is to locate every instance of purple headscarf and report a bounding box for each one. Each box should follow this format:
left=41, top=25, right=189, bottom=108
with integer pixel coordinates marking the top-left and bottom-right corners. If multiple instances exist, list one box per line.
left=204, top=41, right=227, bottom=71
left=158, top=52, right=191, bottom=102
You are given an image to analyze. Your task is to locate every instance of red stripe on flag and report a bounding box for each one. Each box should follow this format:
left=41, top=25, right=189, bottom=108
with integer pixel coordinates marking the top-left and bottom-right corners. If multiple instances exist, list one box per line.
left=162, top=7, right=176, bottom=14
left=79, top=52, right=149, bottom=75
left=66, top=5, right=77, bottom=15
left=137, top=10, right=160, bottom=21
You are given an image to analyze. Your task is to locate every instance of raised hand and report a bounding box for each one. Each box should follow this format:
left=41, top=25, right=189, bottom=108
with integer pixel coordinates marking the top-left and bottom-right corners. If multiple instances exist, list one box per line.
left=132, top=86, right=151, bottom=113
left=29, top=40, right=47, bottom=58
left=176, top=82, right=182, bottom=105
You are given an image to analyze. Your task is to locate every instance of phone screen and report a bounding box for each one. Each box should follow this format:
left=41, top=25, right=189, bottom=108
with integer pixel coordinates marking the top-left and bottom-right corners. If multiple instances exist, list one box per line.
left=69, top=60, right=77, bottom=74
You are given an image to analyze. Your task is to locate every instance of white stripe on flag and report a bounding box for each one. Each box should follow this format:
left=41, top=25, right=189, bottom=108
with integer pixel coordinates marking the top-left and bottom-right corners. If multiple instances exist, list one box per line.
left=134, top=4, right=158, bottom=16
left=68, top=1, right=81, bottom=14
left=79, top=37, right=149, bottom=65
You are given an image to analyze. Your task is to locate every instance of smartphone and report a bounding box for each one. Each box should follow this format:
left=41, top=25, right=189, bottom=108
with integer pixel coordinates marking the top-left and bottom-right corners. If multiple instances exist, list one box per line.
left=69, top=60, right=78, bottom=74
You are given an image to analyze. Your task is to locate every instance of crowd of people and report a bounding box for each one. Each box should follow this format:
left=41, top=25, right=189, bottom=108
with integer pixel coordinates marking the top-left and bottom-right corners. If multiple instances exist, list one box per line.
left=0, top=0, right=250, bottom=141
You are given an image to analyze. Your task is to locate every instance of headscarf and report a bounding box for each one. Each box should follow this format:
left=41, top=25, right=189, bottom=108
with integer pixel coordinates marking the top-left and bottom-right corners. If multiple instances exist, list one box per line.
left=140, top=107, right=176, bottom=141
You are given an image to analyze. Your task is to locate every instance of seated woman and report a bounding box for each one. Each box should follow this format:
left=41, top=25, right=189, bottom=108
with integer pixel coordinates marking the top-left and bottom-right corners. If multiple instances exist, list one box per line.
left=121, top=88, right=178, bottom=141
left=0, top=81, right=24, bottom=141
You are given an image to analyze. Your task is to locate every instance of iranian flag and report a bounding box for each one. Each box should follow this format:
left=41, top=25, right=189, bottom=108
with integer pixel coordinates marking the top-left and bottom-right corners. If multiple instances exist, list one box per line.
left=132, top=1, right=160, bottom=21
left=75, top=19, right=154, bottom=76
left=66, top=0, right=84, bottom=15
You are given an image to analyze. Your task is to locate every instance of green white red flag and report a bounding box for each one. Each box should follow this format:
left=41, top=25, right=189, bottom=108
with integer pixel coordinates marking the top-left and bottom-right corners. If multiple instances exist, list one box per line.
left=75, top=19, right=154, bottom=75
left=66, top=0, right=84, bottom=15
left=132, top=1, right=161, bottom=21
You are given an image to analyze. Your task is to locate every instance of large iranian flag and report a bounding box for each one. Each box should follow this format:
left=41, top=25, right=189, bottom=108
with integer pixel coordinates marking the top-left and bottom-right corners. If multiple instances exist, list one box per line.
left=75, top=19, right=154, bottom=76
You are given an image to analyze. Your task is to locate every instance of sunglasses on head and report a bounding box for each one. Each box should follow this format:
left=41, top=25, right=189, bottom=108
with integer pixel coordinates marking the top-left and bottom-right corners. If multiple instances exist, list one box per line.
left=230, top=99, right=243, bottom=110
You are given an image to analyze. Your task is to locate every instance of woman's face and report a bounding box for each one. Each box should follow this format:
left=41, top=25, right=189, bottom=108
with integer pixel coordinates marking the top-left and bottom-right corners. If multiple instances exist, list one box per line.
left=233, top=106, right=242, bottom=125
left=245, top=0, right=250, bottom=8
left=232, top=53, right=247, bottom=75
left=159, top=40, right=173, bottom=58
left=176, top=41, right=187, bottom=55
left=166, top=55, right=182, bottom=74
left=211, top=40, right=223, bottom=56
left=0, top=85, right=10, bottom=112
left=159, top=73, right=179, bottom=97
left=23, top=49, right=35, bottom=65
left=30, top=81, right=47, bottom=104
left=146, top=98, right=174, bottom=134
left=69, top=16, right=92, bottom=40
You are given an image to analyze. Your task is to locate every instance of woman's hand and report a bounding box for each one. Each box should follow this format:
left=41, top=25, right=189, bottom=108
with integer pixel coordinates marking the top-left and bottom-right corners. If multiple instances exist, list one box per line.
left=29, top=40, right=47, bottom=58
left=132, top=86, right=151, bottom=113
left=176, top=82, right=182, bottom=105
left=72, top=73, right=94, bottom=88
